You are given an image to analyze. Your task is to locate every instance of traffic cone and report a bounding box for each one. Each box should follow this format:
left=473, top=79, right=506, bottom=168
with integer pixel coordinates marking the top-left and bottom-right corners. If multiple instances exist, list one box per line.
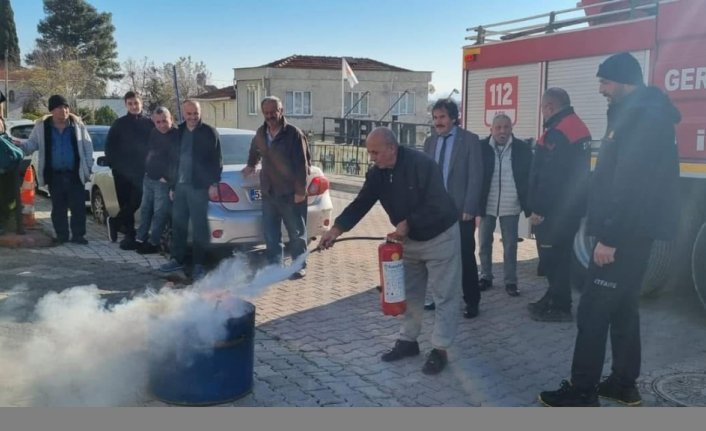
left=20, top=167, right=36, bottom=228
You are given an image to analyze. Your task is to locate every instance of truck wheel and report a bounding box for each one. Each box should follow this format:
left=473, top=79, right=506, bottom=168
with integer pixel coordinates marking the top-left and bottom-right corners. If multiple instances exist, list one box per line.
left=571, top=218, right=593, bottom=293
left=572, top=218, right=674, bottom=297
left=640, top=240, right=674, bottom=297
left=691, top=222, right=706, bottom=313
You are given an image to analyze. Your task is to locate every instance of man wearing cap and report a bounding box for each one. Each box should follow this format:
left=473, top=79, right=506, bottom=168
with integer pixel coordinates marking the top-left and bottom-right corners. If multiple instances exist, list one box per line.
left=16, top=95, right=93, bottom=244
left=539, top=52, right=680, bottom=407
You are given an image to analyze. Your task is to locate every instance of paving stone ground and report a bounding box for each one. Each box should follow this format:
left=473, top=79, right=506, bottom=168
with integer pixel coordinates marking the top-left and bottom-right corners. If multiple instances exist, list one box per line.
left=1, top=188, right=705, bottom=407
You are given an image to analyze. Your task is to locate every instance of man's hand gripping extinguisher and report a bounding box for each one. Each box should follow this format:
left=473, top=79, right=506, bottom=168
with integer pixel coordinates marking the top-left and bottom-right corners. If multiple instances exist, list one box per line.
left=378, top=234, right=406, bottom=316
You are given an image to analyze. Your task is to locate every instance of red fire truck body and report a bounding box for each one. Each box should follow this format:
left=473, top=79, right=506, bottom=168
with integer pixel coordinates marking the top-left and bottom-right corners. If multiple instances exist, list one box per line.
left=461, top=0, right=706, bottom=306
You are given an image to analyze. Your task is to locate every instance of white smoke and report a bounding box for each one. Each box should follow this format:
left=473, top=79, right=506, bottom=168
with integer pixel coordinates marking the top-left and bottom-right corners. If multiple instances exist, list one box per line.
left=0, top=252, right=308, bottom=406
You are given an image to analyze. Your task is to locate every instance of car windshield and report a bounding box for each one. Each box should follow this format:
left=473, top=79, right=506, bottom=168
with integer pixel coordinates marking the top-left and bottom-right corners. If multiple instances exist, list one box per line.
left=221, top=133, right=255, bottom=165
left=10, top=125, right=34, bottom=140
left=88, top=130, right=108, bottom=152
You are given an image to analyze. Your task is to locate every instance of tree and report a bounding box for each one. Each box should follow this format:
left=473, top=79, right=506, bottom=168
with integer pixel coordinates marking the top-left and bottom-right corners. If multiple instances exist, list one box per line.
left=0, top=0, right=21, bottom=66
left=24, top=58, right=97, bottom=109
left=94, top=105, right=117, bottom=125
left=25, top=0, right=121, bottom=96
left=119, top=56, right=212, bottom=116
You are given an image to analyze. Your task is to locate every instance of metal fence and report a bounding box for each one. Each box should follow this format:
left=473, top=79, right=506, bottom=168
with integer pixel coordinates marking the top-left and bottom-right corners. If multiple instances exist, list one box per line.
left=310, top=117, right=432, bottom=177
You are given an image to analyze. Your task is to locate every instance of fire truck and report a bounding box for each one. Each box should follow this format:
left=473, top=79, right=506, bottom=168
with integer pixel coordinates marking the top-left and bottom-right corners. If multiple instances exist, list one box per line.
left=461, top=0, right=706, bottom=310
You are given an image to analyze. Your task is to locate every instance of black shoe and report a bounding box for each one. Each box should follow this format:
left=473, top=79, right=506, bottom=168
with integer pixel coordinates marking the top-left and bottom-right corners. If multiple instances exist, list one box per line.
left=505, top=284, right=520, bottom=297
left=527, top=293, right=552, bottom=313
left=289, top=268, right=306, bottom=280
left=421, top=348, right=448, bottom=375
left=597, top=376, right=642, bottom=406
left=119, top=237, right=137, bottom=250
left=70, top=236, right=88, bottom=245
left=530, top=305, right=573, bottom=322
left=52, top=236, right=68, bottom=245
left=479, top=278, right=493, bottom=291
left=106, top=216, right=118, bottom=242
left=464, top=304, right=479, bottom=319
left=539, top=380, right=600, bottom=407
left=137, top=242, right=160, bottom=254
left=424, top=301, right=436, bottom=311
left=381, top=340, right=420, bottom=362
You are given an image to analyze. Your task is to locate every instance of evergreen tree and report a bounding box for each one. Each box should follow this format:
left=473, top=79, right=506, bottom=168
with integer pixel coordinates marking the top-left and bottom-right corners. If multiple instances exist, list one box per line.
left=26, top=0, right=121, bottom=95
left=0, top=0, right=21, bottom=66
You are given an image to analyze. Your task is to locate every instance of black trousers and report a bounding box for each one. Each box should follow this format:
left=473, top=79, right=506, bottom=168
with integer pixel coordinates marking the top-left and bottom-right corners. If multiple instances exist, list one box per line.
left=460, top=219, right=480, bottom=308
left=48, top=171, right=86, bottom=240
left=113, top=171, right=143, bottom=238
left=570, top=238, right=652, bottom=390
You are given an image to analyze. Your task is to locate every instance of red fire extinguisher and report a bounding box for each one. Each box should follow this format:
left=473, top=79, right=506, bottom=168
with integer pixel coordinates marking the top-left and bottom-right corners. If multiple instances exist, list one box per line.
left=378, top=234, right=406, bottom=316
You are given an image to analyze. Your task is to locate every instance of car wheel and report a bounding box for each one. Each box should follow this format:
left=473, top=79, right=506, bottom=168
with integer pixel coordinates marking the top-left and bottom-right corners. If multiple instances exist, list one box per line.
left=91, top=188, right=107, bottom=225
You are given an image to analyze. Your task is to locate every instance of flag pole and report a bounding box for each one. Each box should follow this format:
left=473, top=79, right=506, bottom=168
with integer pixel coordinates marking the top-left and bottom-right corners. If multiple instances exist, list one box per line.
left=341, top=57, right=345, bottom=118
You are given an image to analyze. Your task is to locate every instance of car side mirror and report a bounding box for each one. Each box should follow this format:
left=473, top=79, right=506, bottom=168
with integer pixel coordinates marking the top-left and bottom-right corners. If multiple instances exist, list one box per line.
left=96, top=156, right=110, bottom=167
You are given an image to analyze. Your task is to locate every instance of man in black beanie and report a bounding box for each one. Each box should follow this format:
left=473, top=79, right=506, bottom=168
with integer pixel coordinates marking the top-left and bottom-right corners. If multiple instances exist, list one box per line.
left=15, top=95, right=93, bottom=244
left=539, top=52, right=681, bottom=407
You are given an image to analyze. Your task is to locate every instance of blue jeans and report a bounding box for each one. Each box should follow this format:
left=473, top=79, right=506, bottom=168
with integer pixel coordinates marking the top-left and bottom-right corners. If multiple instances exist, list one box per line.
left=137, top=176, right=171, bottom=246
left=47, top=171, right=86, bottom=240
left=262, top=194, right=307, bottom=265
left=478, top=214, right=519, bottom=285
left=170, top=183, right=210, bottom=265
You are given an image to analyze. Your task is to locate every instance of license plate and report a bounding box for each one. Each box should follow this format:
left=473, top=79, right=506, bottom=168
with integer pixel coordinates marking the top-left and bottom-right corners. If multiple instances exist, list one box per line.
left=248, top=188, right=262, bottom=201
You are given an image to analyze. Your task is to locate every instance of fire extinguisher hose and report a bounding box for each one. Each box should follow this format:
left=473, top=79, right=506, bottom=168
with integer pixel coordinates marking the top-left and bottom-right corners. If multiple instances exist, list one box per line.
left=309, top=236, right=386, bottom=253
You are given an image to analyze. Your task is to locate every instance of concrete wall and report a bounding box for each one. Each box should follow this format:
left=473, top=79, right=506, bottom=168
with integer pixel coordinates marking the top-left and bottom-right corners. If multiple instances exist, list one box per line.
left=194, top=98, right=237, bottom=128
left=234, top=66, right=432, bottom=134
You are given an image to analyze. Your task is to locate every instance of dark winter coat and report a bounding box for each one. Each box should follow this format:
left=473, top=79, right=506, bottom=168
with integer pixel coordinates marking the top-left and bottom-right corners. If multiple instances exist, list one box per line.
left=587, top=86, right=681, bottom=247
left=529, top=106, right=592, bottom=244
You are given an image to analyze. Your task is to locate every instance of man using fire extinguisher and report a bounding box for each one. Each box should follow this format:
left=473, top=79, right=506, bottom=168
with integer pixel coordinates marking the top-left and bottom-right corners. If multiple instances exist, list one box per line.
left=319, top=127, right=462, bottom=375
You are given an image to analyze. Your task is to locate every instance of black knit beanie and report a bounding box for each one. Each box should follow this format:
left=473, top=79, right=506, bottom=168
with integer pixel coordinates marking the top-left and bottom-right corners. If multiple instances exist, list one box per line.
left=596, top=52, right=644, bottom=85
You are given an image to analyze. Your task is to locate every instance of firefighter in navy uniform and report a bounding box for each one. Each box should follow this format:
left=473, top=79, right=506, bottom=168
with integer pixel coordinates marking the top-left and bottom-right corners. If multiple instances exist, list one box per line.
left=528, top=88, right=592, bottom=322
left=539, top=52, right=680, bottom=407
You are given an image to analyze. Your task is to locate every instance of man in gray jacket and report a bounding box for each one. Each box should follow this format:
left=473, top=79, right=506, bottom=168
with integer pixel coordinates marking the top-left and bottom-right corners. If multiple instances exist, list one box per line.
left=18, top=95, right=93, bottom=244
left=423, top=99, right=484, bottom=318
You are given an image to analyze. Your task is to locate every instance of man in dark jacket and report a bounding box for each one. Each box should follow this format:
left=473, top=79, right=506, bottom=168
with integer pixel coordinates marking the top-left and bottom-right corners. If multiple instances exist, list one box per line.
left=105, top=91, right=154, bottom=250
left=540, top=53, right=680, bottom=407
left=528, top=88, right=592, bottom=322
left=478, top=114, right=533, bottom=297
left=159, top=100, right=222, bottom=281
left=242, top=96, right=310, bottom=279
left=135, top=106, right=177, bottom=254
left=318, top=127, right=461, bottom=376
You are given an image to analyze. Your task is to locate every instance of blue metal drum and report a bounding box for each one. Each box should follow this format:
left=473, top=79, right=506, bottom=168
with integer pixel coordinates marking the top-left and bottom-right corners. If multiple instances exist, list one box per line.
left=149, top=300, right=255, bottom=406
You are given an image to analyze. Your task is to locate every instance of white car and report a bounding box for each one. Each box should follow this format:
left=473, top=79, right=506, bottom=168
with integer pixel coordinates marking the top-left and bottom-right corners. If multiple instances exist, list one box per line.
left=90, top=127, right=333, bottom=249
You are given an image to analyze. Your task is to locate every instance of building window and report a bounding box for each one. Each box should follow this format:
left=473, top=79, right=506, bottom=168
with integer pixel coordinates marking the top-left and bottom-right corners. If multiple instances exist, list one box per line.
left=344, top=91, right=369, bottom=116
left=247, top=87, right=258, bottom=115
left=8, top=90, right=15, bottom=103
left=223, top=104, right=226, bottom=119
left=285, top=91, right=311, bottom=116
left=391, top=92, right=415, bottom=115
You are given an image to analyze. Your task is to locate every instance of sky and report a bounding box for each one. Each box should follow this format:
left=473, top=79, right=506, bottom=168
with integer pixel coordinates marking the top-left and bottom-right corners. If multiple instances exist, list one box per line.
left=10, top=0, right=582, bottom=98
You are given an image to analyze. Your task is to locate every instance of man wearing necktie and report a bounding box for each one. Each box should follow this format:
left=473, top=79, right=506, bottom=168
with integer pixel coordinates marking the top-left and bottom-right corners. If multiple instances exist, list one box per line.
left=423, top=99, right=484, bottom=318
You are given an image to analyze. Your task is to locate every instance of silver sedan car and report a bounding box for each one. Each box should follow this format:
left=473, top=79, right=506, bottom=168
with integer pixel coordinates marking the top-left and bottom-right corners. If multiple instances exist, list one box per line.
left=90, top=127, right=333, bottom=249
